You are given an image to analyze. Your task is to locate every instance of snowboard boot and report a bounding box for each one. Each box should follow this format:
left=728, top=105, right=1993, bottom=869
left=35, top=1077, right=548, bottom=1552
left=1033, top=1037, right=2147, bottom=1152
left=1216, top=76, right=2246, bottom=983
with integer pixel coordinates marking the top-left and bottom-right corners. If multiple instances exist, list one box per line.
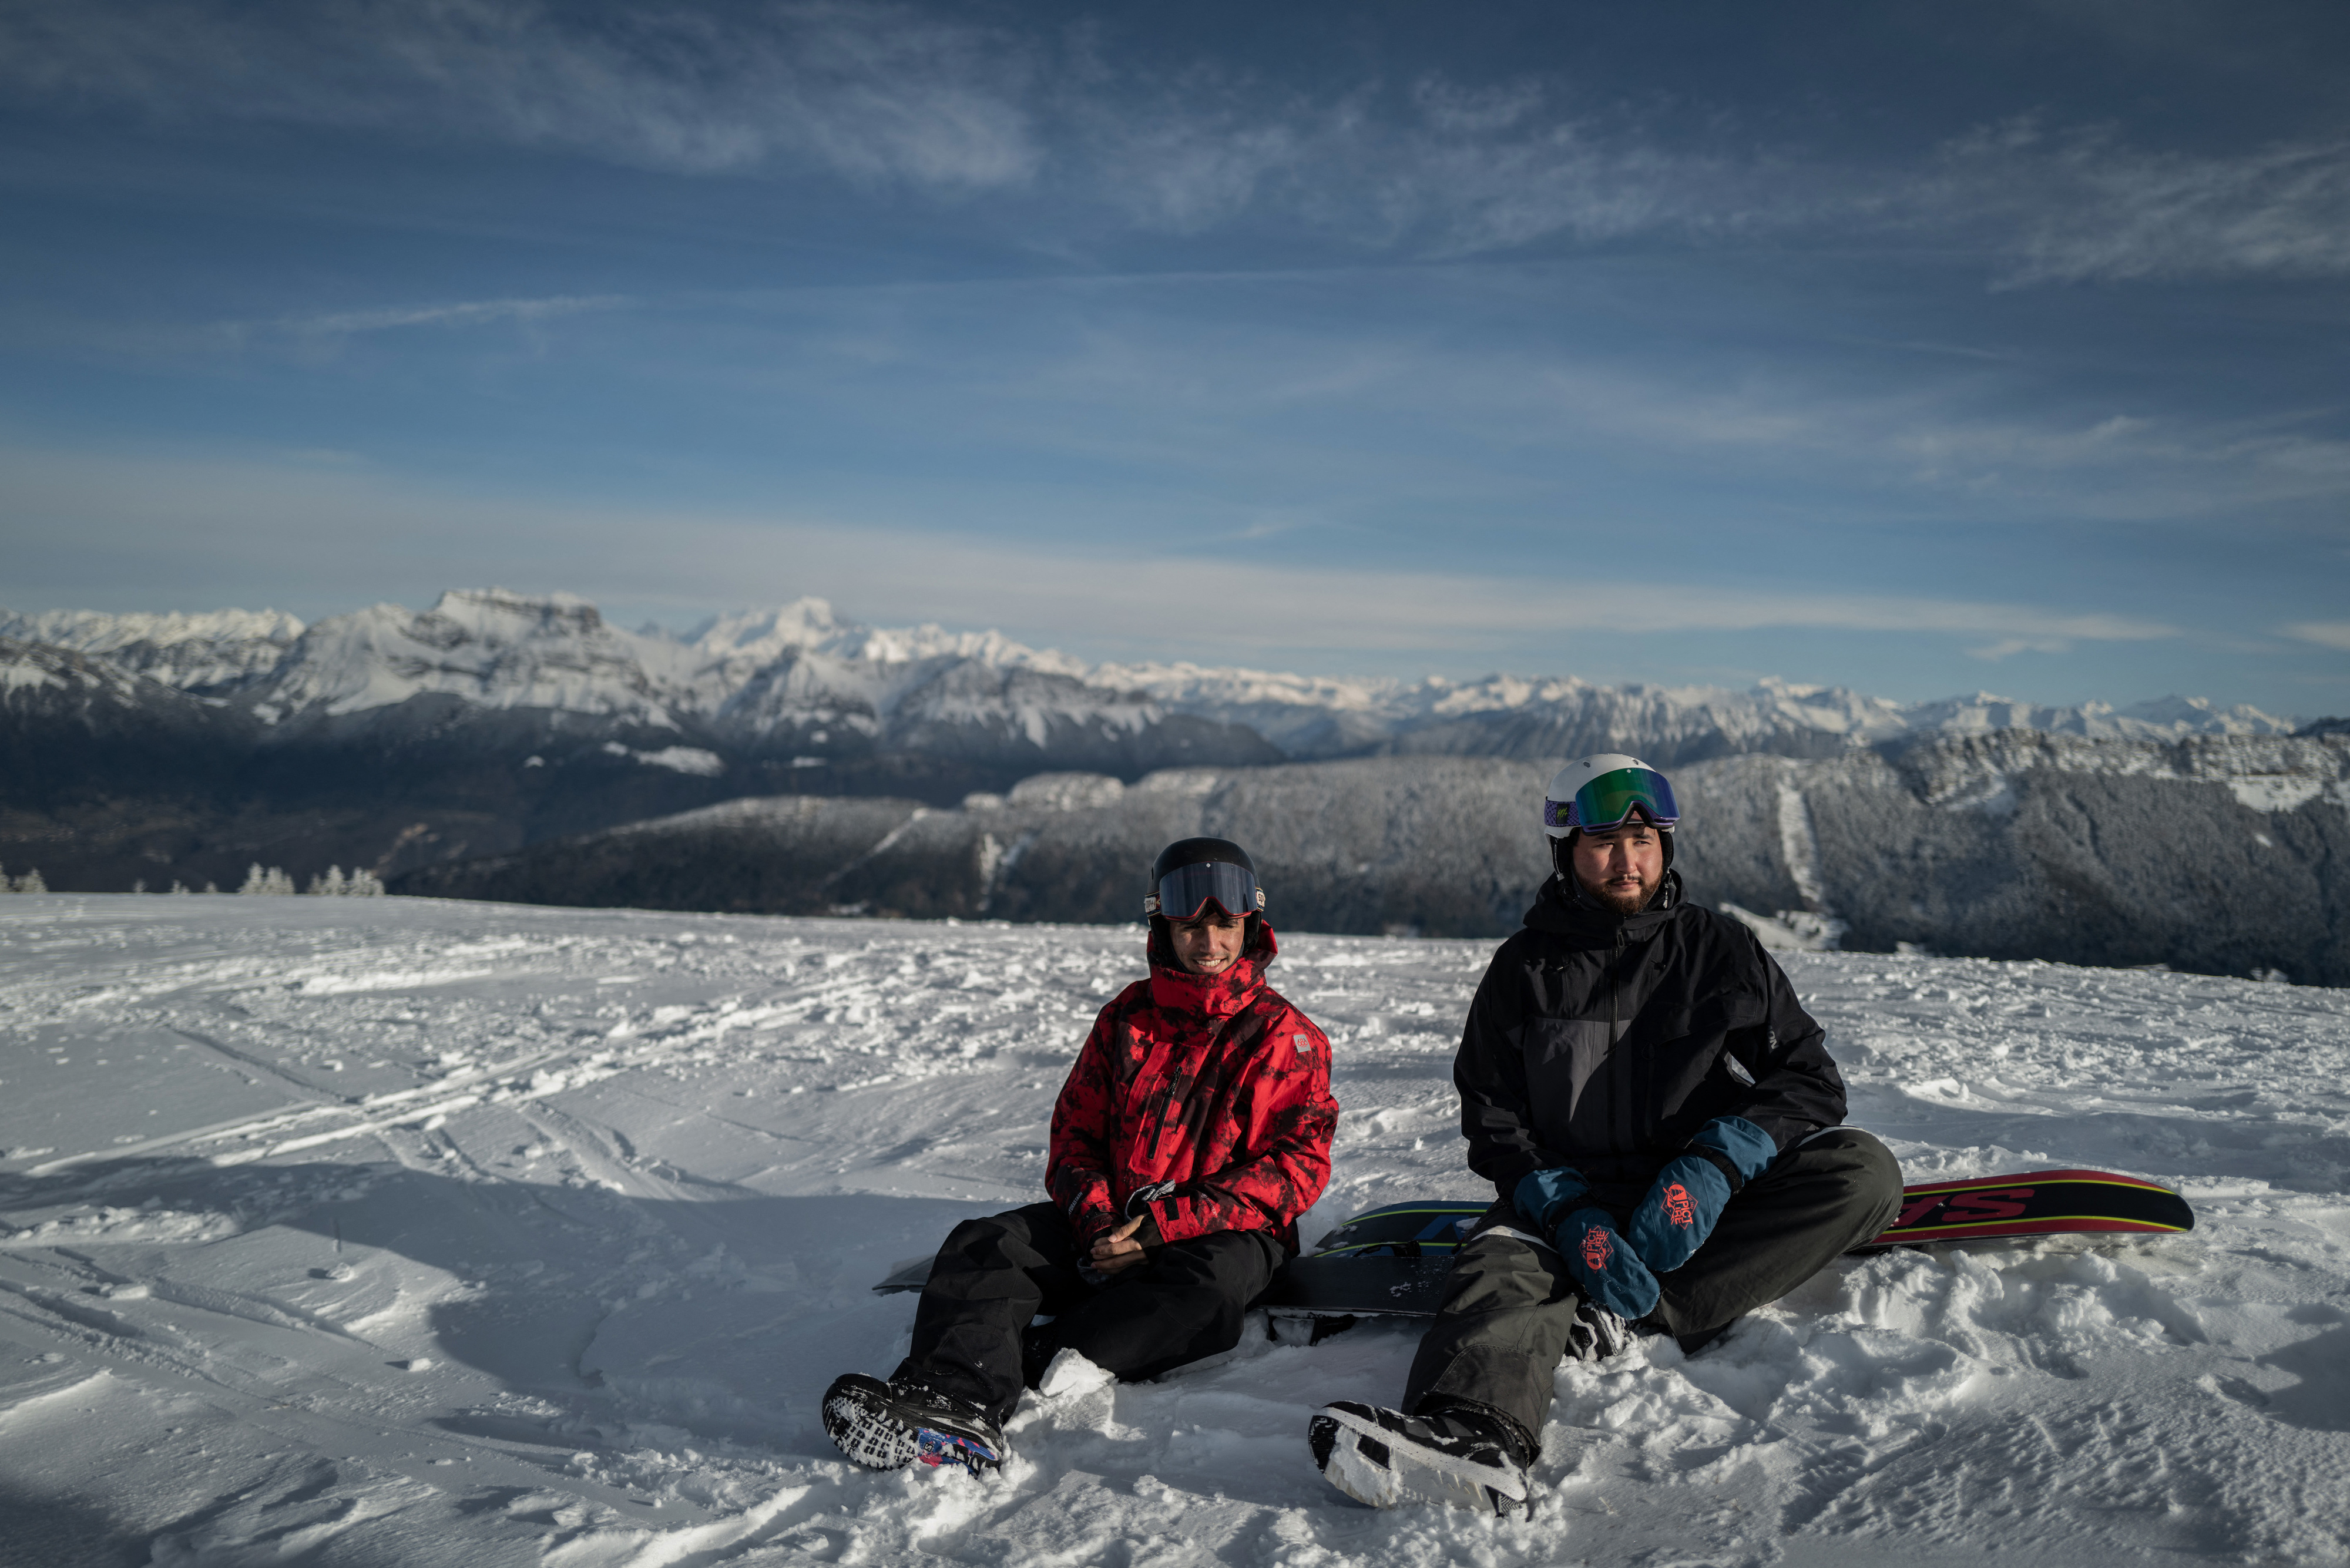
left=1566, top=1300, right=1637, bottom=1362
left=821, top=1372, right=1006, bottom=1474
left=1308, top=1400, right=1532, bottom=1517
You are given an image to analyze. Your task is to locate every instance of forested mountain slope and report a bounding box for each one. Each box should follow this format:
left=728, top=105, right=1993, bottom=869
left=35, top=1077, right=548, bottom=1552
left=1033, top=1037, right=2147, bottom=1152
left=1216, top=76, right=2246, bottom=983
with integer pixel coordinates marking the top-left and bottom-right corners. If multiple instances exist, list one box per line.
left=396, top=734, right=2350, bottom=985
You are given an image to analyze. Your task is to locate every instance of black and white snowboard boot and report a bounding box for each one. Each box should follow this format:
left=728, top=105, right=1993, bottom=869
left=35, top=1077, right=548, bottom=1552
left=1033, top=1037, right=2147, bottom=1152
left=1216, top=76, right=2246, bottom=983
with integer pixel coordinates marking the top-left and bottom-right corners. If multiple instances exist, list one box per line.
left=1566, top=1300, right=1637, bottom=1362
left=822, top=1373, right=1006, bottom=1474
left=1309, top=1401, right=1531, bottom=1517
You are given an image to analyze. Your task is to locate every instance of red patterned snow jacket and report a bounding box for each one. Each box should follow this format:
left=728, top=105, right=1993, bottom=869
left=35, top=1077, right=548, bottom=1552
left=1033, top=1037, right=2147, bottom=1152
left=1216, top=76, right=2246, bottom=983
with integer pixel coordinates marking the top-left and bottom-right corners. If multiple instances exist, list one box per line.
left=1046, top=922, right=1337, bottom=1254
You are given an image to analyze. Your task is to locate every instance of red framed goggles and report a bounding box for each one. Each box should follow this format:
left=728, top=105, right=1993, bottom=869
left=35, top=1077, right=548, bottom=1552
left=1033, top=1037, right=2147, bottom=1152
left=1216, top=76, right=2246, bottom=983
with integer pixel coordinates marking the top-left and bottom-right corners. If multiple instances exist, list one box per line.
left=1146, top=860, right=1263, bottom=920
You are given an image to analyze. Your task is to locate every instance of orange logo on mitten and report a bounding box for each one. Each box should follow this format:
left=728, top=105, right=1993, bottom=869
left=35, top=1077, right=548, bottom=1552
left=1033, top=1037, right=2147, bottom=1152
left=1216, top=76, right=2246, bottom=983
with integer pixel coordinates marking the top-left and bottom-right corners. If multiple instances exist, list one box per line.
left=1663, top=1183, right=1696, bottom=1228
left=1580, top=1223, right=1612, bottom=1270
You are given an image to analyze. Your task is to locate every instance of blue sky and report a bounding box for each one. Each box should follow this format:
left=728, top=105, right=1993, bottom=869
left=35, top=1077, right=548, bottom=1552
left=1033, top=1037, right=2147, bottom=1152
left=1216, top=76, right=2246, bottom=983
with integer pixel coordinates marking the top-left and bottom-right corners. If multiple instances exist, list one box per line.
left=2, top=1, right=2347, bottom=714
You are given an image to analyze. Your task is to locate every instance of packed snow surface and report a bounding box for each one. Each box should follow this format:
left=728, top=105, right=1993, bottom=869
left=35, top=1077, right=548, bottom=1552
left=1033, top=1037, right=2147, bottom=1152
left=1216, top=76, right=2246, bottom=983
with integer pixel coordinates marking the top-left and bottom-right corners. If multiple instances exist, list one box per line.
left=3, top=897, right=2347, bottom=1566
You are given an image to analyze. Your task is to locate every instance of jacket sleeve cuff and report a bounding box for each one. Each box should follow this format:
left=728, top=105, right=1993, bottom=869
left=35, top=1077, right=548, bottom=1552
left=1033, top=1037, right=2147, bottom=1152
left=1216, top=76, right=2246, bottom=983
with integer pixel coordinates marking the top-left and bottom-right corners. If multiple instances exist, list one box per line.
left=1149, top=1196, right=1201, bottom=1244
left=1683, top=1144, right=1747, bottom=1193
left=1069, top=1196, right=1119, bottom=1245
left=1690, top=1114, right=1779, bottom=1182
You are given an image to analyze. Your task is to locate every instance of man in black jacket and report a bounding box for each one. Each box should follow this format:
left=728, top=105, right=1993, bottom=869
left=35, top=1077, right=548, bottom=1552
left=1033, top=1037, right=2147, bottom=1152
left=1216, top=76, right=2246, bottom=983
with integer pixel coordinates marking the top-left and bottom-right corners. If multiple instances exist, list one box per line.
left=1311, top=754, right=1902, bottom=1517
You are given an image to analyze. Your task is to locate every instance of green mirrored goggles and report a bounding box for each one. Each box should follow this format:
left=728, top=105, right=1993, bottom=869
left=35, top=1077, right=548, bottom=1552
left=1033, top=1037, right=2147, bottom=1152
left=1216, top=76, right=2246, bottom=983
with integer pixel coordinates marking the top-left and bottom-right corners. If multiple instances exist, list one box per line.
left=1544, top=767, right=1680, bottom=832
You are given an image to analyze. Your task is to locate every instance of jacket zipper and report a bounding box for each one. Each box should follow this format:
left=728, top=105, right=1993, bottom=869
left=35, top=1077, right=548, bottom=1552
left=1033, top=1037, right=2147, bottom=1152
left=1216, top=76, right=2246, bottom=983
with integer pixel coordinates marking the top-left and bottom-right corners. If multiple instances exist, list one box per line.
left=1610, top=925, right=1628, bottom=1150
left=1610, top=925, right=1626, bottom=1042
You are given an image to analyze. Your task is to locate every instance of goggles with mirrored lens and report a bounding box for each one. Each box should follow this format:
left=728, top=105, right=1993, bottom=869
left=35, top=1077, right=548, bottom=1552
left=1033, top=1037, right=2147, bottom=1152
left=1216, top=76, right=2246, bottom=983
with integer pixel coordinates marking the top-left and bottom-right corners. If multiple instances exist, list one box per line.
left=1544, top=766, right=1680, bottom=833
left=1146, top=860, right=1264, bottom=920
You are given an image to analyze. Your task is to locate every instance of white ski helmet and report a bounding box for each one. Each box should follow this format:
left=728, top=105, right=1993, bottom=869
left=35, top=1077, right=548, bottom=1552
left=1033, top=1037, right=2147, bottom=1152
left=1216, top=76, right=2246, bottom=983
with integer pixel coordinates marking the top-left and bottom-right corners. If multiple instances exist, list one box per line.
left=1541, top=755, right=1681, bottom=841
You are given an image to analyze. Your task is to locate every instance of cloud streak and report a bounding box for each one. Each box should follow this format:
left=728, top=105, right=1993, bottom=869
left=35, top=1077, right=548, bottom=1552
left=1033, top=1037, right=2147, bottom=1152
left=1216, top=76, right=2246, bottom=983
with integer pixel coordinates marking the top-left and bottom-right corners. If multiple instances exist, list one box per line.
left=261, top=294, right=630, bottom=338
left=1968, top=637, right=2073, bottom=662
left=2284, top=622, right=2350, bottom=653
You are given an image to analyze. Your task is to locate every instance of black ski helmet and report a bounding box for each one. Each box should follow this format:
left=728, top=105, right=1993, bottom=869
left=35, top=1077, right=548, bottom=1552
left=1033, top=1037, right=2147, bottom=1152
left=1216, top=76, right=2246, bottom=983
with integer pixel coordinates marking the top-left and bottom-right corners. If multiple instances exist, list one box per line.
left=1146, top=837, right=1264, bottom=921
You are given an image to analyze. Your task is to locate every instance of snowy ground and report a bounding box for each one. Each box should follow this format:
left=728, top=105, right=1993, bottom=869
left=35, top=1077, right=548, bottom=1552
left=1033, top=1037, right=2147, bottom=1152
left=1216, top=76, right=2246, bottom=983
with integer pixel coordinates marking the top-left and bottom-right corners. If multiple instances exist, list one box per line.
left=3, top=897, right=2348, bottom=1567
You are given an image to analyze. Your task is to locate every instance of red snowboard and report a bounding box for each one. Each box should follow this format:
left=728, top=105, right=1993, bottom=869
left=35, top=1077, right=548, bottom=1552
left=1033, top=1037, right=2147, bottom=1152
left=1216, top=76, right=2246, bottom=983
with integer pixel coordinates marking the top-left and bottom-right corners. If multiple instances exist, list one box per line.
left=1251, top=1169, right=2194, bottom=1322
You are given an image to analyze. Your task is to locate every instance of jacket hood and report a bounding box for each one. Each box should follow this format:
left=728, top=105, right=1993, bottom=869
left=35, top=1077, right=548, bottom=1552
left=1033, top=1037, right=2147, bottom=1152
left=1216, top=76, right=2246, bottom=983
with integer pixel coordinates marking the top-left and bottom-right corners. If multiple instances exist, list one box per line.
left=1522, top=869, right=1683, bottom=941
left=1146, top=918, right=1278, bottom=1018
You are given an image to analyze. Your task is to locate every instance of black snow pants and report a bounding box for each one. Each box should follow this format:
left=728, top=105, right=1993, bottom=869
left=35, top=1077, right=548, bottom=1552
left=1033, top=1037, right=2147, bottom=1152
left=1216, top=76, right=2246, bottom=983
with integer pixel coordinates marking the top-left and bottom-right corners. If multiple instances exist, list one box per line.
left=1402, top=1128, right=1902, bottom=1445
left=895, top=1201, right=1285, bottom=1423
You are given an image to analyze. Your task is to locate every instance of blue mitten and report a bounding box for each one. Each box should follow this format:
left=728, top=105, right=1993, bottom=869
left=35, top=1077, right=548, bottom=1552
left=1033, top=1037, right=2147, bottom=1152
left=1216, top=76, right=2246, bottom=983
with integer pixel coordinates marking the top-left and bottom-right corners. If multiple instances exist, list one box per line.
left=1513, top=1166, right=1590, bottom=1230
left=1557, top=1207, right=1660, bottom=1319
left=1626, top=1116, right=1778, bottom=1273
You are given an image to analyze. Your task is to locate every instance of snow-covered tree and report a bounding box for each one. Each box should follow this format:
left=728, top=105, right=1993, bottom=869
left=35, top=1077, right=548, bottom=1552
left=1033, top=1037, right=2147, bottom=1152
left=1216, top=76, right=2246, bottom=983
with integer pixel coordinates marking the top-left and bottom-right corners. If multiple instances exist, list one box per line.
left=239, top=864, right=295, bottom=895
left=132, top=879, right=147, bottom=895
left=304, top=865, right=387, bottom=896
left=14, top=868, right=48, bottom=894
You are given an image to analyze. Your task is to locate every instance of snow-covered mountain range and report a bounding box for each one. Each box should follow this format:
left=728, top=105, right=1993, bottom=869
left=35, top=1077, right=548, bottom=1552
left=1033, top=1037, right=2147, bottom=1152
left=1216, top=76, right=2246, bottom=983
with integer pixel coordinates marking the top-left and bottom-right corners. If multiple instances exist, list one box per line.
left=6, top=588, right=2340, bottom=950
left=0, top=587, right=2309, bottom=765
left=1, top=605, right=306, bottom=691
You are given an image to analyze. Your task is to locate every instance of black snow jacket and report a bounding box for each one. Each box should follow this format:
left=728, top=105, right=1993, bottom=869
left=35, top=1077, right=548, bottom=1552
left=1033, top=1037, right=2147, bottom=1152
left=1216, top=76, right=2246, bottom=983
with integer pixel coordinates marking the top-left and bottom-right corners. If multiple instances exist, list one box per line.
left=1455, top=869, right=1847, bottom=1213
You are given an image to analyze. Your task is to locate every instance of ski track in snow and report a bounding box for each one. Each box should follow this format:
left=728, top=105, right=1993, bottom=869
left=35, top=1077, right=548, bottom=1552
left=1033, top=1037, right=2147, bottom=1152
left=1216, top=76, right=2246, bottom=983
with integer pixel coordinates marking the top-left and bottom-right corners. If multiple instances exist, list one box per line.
left=1, top=896, right=2347, bottom=1566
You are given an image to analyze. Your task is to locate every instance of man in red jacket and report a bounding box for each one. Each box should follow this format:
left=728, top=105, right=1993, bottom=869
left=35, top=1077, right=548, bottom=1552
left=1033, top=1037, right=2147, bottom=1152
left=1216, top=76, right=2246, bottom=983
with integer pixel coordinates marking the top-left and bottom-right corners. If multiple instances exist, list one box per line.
left=824, top=837, right=1338, bottom=1474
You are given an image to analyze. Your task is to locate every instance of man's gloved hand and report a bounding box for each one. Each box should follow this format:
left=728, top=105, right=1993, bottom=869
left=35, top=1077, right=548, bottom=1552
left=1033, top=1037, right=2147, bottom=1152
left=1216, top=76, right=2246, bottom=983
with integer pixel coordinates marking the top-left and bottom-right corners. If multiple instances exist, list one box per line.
left=1512, top=1166, right=1591, bottom=1231
left=1518, top=1169, right=1659, bottom=1317
left=1625, top=1116, right=1778, bottom=1273
left=1556, top=1208, right=1660, bottom=1318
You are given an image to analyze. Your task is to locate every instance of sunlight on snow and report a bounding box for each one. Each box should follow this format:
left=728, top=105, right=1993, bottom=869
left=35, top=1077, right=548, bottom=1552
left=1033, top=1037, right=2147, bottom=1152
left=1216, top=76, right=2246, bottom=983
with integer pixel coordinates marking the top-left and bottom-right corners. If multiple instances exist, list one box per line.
left=1, top=896, right=2347, bottom=1563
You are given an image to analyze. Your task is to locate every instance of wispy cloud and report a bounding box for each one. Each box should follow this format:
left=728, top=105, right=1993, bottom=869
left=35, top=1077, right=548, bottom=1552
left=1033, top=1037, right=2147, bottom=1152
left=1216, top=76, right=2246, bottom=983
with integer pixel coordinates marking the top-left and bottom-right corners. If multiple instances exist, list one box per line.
left=0, top=0, right=1039, bottom=188
left=1849, top=338, right=2019, bottom=363
left=9, top=3, right=2349, bottom=291
left=1056, top=69, right=1770, bottom=255
left=1888, top=407, right=2350, bottom=512
left=260, top=294, right=629, bottom=338
left=1932, top=117, right=2350, bottom=286
left=0, top=1, right=1874, bottom=265
left=1968, top=637, right=2073, bottom=661
left=2284, top=622, right=2350, bottom=653
left=1146, top=315, right=2350, bottom=520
